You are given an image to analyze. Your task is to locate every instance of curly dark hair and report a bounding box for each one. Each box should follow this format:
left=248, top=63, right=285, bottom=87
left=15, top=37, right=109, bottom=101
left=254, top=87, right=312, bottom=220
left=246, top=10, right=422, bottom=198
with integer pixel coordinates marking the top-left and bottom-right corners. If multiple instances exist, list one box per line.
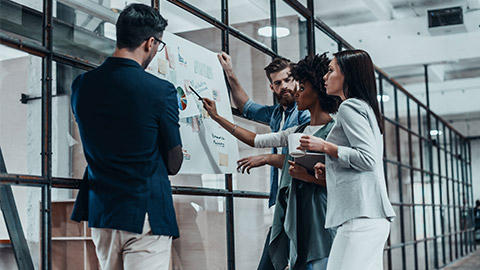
left=290, top=53, right=340, bottom=114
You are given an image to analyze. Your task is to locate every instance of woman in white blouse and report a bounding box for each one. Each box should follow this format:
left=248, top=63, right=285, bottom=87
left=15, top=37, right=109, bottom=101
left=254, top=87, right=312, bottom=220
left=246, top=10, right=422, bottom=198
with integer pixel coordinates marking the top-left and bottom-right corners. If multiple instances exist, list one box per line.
left=298, top=50, right=396, bottom=270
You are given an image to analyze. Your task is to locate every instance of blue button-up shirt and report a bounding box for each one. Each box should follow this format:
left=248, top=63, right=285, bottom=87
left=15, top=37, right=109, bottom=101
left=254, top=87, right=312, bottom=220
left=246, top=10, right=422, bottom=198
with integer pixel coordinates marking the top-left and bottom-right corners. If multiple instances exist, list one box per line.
left=242, top=99, right=310, bottom=207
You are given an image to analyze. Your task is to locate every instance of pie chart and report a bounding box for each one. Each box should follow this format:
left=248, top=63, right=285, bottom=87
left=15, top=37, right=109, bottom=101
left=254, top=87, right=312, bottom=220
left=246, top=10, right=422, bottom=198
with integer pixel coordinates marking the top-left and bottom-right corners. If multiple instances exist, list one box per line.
left=176, top=86, right=187, bottom=110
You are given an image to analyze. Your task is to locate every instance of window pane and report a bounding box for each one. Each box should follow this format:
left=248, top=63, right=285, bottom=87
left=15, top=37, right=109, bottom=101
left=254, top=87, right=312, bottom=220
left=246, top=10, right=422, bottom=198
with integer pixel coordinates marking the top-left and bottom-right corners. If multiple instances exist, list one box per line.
left=390, top=205, right=402, bottom=245
left=50, top=197, right=98, bottom=269
left=386, top=162, right=399, bottom=203
left=234, top=198, right=274, bottom=269
left=0, top=45, right=41, bottom=176
left=229, top=35, right=272, bottom=107
left=52, top=1, right=149, bottom=65
left=173, top=195, right=226, bottom=269
left=11, top=0, right=42, bottom=12
left=229, top=0, right=272, bottom=50
left=298, top=0, right=308, bottom=7
left=0, top=0, right=43, bottom=44
left=52, top=62, right=87, bottom=179
left=419, top=106, right=429, bottom=139
left=399, top=129, right=410, bottom=165
left=315, top=27, right=338, bottom=59
left=277, top=1, right=308, bottom=61
left=409, top=102, right=420, bottom=136
left=397, top=90, right=408, bottom=129
left=384, top=120, right=398, bottom=161
left=226, top=36, right=273, bottom=193
left=402, top=167, right=412, bottom=204
left=404, top=205, right=415, bottom=241
left=233, top=116, right=273, bottom=194
left=187, top=0, right=221, bottom=21
left=411, top=134, right=421, bottom=169
left=163, top=1, right=222, bottom=53
left=382, top=79, right=395, bottom=122
left=0, top=186, right=42, bottom=269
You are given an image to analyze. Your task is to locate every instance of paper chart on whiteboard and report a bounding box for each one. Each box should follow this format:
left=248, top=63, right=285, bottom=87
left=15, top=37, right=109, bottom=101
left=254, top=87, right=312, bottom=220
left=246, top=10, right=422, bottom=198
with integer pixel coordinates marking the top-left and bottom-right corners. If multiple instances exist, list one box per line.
left=146, top=31, right=239, bottom=174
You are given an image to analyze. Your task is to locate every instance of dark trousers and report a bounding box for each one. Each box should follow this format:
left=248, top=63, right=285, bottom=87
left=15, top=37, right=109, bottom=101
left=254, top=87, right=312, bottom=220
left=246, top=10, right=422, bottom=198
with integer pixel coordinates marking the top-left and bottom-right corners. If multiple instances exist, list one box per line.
left=257, top=227, right=275, bottom=270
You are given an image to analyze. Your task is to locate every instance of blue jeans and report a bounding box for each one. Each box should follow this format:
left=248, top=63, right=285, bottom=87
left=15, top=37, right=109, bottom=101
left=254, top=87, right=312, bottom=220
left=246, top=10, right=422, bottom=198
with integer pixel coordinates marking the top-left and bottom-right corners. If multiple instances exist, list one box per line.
left=257, top=227, right=275, bottom=270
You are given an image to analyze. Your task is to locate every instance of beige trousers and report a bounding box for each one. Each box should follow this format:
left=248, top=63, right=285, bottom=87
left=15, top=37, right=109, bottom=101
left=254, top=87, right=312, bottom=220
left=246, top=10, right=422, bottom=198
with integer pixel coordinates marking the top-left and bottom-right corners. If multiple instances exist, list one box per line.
left=91, top=215, right=172, bottom=270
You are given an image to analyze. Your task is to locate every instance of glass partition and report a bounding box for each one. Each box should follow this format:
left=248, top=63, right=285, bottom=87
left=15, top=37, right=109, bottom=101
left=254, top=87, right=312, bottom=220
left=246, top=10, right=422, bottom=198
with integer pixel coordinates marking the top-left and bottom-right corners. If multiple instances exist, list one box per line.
left=229, top=0, right=271, bottom=50
left=0, top=45, right=42, bottom=176
left=0, top=0, right=43, bottom=44
left=0, top=186, right=43, bottom=269
left=234, top=197, right=274, bottom=270
left=315, top=27, right=338, bottom=58
left=172, top=195, right=227, bottom=269
left=51, top=62, right=86, bottom=180
left=276, top=0, right=308, bottom=61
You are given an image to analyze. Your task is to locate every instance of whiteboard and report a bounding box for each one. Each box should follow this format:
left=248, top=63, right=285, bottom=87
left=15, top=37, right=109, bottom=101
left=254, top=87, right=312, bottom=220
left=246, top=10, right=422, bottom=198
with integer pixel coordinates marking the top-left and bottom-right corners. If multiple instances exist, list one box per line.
left=146, top=31, right=239, bottom=174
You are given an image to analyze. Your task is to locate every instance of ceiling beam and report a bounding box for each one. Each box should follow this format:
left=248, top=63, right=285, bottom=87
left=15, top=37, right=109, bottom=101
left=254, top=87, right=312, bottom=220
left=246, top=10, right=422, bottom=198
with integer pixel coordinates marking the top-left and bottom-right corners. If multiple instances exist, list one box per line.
left=57, top=0, right=119, bottom=25
left=428, top=64, right=446, bottom=82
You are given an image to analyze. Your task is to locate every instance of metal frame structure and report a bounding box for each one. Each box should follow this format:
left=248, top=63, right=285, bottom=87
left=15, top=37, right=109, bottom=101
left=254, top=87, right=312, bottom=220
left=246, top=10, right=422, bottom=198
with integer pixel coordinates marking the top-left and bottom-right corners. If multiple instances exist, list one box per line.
left=0, top=0, right=475, bottom=269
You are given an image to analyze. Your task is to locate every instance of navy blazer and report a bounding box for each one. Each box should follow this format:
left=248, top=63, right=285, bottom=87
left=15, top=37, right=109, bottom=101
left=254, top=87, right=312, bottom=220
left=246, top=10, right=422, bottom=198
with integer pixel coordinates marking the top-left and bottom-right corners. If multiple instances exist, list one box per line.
left=70, top=57, right=182, bottom=237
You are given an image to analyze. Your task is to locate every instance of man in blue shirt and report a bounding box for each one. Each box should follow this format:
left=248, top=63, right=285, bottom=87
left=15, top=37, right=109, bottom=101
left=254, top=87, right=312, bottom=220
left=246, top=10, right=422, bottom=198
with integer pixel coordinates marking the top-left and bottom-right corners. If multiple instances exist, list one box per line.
left=70, top=4, right=182, bottom=269
left=218, top=52, right=310, bottom=270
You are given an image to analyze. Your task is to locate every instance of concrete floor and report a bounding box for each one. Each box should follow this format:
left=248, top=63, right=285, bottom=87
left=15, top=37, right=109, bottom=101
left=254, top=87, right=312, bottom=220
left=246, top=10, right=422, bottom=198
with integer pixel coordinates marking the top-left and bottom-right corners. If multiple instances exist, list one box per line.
left=442, top=247, right=480, bottom=270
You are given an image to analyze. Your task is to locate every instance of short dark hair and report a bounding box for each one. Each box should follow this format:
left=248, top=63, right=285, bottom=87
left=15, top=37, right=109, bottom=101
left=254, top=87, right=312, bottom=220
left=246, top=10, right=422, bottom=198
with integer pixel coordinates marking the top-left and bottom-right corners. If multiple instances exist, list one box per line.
left=264, top=57, right=292, bottom=83
left=116, top=4, right=168, bottom=50
left=290, top=53, right=340, bottom=114
left=333, top=49, right=383, bottom=134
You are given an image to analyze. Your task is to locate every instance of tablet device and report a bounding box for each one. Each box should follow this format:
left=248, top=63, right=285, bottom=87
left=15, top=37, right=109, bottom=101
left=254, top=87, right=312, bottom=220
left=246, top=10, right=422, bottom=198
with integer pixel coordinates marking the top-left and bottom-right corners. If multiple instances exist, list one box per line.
left=294, top=152, right=325, bottom=171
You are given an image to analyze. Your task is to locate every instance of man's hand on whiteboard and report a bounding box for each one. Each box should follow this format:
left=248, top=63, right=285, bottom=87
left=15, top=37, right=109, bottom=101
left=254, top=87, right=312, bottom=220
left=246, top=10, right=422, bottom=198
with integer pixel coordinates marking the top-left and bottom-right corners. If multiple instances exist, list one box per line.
left=217, top=51, right=249, bottom=113
left=217, top=52, right=233, bottom=75
left=202, top=98, right=220, bottom=120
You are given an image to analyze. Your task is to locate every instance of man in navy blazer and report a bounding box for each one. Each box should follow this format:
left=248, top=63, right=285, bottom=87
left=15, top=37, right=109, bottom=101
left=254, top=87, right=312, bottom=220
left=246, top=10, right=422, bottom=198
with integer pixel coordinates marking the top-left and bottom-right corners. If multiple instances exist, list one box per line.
left=70, top=4, right=182, bottom=269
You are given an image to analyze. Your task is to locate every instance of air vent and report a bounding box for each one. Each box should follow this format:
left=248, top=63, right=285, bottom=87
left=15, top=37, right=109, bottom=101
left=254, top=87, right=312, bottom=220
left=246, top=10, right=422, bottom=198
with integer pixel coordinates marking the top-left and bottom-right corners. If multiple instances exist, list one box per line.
left=427, top=6, right=467, bottom=35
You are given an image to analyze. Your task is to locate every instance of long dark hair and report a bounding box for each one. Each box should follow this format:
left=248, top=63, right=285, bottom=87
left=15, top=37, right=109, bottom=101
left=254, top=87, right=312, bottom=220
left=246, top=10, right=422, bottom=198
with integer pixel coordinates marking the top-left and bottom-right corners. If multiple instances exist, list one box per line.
left=290, top=53, right=340, bottom=114
left=333, top=50, right=383, bottom=134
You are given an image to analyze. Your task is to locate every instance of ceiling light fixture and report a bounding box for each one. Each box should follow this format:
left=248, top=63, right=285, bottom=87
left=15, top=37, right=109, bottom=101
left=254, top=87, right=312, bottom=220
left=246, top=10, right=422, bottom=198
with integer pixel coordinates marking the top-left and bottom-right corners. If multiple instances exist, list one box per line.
left=430, top=130, right=443, bottom=136
left=377, top=94, right=390, bottom=102
left=258, top=26, right=291, bottom=38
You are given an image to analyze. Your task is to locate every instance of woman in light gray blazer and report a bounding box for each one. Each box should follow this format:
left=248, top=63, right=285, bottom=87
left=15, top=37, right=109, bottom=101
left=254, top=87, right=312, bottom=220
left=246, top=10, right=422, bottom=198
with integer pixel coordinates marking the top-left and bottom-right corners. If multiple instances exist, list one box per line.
left=298, top=49, right=396, bottom=270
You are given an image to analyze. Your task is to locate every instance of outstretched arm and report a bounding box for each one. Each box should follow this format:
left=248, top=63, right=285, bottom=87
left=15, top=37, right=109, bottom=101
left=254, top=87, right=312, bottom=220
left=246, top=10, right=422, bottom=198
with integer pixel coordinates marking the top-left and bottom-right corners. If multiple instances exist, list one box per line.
left=218, top=52, right=249, bottom=113
left=203, top=98, right=256, bottom=147
left=236, top=154, right=285, bottom=174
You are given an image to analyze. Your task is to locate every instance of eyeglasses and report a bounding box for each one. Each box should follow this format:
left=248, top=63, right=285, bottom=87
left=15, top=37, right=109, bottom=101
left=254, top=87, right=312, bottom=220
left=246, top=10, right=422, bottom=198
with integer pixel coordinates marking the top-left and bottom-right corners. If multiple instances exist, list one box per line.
left=151, top=36, right=166, bottom=52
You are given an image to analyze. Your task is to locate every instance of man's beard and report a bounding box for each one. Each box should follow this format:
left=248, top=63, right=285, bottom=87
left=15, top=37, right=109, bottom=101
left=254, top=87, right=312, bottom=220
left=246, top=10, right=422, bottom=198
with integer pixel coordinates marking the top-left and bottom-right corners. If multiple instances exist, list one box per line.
left=275, top=92, right=295, bottom=107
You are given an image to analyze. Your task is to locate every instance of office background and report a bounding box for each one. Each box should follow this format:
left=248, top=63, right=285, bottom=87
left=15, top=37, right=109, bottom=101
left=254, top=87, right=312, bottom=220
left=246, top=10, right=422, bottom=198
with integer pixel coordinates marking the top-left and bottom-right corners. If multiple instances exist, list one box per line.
left=0, top=0, right=478, bottom=269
